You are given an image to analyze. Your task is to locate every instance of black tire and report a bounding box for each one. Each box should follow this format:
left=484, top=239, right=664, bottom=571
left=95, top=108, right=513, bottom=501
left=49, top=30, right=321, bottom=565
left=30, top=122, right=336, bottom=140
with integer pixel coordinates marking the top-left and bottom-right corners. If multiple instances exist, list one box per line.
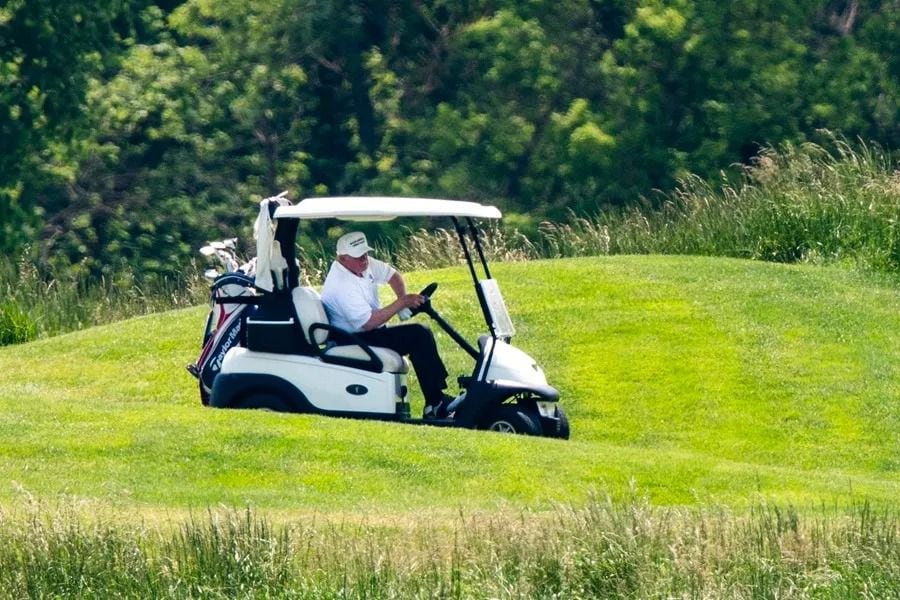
left=232, top=392, right=291, bottom=413
left=481, top=404, right=543, bottom=436
left=550, top=406, right=570, bottom=440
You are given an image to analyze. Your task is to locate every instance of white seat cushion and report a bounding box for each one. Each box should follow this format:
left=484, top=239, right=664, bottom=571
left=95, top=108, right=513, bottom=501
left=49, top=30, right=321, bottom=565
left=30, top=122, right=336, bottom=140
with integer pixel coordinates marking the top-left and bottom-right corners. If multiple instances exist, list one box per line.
left=292, top=287, right=330, bottom=345
left=323, top=345, right=409, bottom=374
left=293, top=286, right=408, bottom=374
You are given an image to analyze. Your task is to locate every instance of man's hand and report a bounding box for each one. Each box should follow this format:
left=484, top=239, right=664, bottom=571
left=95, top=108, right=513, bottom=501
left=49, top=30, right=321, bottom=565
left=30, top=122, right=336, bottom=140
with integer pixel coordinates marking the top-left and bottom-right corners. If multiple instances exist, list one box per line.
left=400, top=293, right=425, bottom=309
left=361, top=293, right=424, bottom=330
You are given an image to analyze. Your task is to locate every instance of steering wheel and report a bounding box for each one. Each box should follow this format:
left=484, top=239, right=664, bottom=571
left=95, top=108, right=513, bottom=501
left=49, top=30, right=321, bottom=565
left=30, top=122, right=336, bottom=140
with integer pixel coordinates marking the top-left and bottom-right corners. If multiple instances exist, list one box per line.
left=411, top=282, right=438, bottom=315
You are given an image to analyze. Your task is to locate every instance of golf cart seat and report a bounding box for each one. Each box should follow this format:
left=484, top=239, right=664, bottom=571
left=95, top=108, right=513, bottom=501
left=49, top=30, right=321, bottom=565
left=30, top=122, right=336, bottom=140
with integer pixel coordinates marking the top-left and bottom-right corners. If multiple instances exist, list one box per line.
left=291, top=287, right=408, bottom=374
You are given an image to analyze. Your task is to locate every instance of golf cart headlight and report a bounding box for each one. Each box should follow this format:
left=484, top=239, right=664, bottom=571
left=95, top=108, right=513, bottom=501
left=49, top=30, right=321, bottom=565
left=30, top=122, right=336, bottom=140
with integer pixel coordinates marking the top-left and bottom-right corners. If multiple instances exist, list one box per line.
left=537, top=401, right=556, bottom=418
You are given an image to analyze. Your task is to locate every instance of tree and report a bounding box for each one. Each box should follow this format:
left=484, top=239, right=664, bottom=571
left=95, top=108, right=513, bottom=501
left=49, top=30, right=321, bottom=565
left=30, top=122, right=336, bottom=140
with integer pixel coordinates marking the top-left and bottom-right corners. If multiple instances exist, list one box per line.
left=0, top=0, right=151, bottom=254
left=8, top=0, right=897, bottom=280
left=29, top=2, right=318, bottom=277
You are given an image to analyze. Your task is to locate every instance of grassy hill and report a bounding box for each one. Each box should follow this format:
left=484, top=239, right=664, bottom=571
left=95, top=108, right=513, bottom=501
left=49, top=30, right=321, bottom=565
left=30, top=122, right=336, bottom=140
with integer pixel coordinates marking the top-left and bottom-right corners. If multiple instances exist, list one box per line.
left=0, top=256, right=897, bottom=516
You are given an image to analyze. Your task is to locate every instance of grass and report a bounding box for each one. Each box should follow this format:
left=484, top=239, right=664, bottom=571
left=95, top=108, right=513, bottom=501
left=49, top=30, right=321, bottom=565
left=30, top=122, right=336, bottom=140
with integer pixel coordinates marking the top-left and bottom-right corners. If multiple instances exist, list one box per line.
left=0, top=495, right=896, bottom=598
left=386, top=137, right=900, bottom=281
left=0, top=256, right=897, bottom=514
left=1, top=255, right=898, bottom=596
left=0, top=136, right=895, bottom=595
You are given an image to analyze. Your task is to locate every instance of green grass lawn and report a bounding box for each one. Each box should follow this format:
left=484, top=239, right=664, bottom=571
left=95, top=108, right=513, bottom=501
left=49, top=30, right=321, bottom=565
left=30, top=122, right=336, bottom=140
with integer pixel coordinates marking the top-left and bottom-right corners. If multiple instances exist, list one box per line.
left=0, top=256, right=897, bottom=517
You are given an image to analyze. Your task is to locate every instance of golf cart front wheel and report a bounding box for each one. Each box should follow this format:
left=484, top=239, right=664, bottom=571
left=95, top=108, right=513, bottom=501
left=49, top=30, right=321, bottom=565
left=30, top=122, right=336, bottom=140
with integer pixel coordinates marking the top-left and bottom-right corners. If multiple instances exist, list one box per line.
left=482, top=405, right=543, bottom=436
left=545, top=406, right=570, bottom=440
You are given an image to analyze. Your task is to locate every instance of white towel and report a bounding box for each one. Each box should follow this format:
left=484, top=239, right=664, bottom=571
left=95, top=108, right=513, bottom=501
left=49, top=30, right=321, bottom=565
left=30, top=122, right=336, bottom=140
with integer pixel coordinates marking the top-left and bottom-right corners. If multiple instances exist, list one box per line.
left=253, top=191, right=291, bottom=291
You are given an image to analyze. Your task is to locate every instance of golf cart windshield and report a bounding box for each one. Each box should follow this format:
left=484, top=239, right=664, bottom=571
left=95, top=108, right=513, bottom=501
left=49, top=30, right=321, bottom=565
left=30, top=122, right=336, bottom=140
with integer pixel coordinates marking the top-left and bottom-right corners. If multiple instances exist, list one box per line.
left=478, top=279, right=515, bottom=338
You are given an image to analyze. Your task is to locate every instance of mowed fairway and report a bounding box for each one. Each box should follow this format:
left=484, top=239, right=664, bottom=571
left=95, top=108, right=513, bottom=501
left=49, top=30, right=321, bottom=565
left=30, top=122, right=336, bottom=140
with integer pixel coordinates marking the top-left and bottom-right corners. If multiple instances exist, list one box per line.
left=0, top=256, right=897, bottom=516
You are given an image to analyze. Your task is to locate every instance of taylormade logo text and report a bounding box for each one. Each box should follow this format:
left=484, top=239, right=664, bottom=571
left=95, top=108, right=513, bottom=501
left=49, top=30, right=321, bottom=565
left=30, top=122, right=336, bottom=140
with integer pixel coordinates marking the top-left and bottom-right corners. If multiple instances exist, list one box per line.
left=211, top=324, right=241, bottom=372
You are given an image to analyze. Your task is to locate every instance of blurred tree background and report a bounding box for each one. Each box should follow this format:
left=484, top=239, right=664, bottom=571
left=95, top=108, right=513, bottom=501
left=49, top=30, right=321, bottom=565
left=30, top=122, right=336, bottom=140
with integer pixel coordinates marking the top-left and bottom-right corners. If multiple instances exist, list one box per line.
left=1, top=0, right=897, bottom=280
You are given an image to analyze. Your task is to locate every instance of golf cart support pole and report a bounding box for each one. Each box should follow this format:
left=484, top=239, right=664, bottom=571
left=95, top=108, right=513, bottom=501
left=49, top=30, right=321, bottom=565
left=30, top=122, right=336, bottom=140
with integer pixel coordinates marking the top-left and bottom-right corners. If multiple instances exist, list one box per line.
left=466, top=217, right=493, bottom=279
left=421, top=305, right=479, bottom=359
left=451, top=217, right=492, bottom=281
left=452, top=216, right=501, bottom=382
left=452, top=217, right=496, bottom=335
left=452, top=217, right=481, bottom=284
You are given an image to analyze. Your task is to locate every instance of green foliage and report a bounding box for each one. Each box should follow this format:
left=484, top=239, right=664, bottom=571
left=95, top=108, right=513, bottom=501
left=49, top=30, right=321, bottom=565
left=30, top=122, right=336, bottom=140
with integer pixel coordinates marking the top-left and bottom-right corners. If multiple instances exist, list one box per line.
left=0, top=0, right=153, bottom=255
left=1, top=137, right=896, bottom=347
left=3, top=0, right=899, bottom=289
left=31, top=4, right=315, bottom=279
left=390, top=136, right=900, bottom=276
left=0, top=251, right=203, bottom=346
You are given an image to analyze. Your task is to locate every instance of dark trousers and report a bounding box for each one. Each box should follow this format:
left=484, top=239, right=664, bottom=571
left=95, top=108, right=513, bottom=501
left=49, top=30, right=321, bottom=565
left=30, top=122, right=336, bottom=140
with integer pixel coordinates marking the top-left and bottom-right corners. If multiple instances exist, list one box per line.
left=354, top=324, right=448, bottom=405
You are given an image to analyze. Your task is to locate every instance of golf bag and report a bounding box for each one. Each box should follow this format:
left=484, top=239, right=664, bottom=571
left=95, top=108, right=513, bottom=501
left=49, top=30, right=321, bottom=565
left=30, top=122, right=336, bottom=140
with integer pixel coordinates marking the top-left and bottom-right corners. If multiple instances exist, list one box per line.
left=187, top=272, right=256, bottom=405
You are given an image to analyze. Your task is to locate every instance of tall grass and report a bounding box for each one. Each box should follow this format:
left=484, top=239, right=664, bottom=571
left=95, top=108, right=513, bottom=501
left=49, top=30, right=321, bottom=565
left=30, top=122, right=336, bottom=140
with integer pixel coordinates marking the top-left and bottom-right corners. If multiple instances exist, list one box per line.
left=0, top=254, right=205, bottom=345
left=389, top=225, right=538, bottom=272
left=535, top=137, right=900, bottom=270
left=0, top=495, right=896, bottom=598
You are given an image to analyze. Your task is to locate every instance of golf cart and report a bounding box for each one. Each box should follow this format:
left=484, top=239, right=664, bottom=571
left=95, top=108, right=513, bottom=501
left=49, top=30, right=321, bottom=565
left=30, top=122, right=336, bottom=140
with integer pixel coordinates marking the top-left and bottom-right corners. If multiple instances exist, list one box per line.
left=203, top=195, right=568, bottom=439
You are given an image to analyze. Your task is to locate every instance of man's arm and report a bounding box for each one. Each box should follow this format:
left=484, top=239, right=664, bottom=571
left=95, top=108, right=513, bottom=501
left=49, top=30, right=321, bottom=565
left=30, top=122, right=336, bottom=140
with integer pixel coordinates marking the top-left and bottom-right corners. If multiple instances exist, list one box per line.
left=360, top=291, right=423, bottom=330
left=387, top=271, right=406, bottom=299
left=360, top=269, right=421, bottom=330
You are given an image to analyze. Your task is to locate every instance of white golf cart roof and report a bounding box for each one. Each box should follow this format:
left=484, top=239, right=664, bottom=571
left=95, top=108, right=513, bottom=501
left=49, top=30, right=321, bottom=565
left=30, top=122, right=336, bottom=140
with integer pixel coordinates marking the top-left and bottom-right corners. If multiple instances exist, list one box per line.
left=274, top=196, right=502, bottom=221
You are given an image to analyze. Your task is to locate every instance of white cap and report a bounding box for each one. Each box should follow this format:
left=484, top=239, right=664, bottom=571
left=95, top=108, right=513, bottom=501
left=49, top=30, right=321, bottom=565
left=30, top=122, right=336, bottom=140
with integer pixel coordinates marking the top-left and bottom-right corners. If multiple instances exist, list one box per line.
left=336, top=231, right=374, bottom=258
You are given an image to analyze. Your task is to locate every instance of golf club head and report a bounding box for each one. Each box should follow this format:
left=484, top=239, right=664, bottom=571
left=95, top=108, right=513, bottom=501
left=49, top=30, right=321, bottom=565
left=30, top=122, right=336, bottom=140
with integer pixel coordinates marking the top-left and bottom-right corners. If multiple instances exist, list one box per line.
left=239, top=258, right=257, bottom=276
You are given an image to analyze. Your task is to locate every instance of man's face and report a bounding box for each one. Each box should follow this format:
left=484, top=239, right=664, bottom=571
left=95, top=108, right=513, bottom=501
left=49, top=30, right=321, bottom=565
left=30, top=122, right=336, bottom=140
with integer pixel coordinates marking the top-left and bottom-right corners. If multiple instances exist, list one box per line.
left=339, top=253, right=369, bottom=276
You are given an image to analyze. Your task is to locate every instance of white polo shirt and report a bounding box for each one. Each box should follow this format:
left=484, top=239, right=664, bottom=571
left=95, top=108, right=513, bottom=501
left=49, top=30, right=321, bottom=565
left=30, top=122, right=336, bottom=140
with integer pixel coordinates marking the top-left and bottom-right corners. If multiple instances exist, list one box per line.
left=320, top=257, right=396, bottom=332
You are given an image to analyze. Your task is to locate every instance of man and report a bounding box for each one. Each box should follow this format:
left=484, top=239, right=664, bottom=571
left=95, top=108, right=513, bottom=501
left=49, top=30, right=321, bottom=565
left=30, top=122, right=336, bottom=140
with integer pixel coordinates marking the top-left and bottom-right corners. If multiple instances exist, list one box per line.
left=320, top=231, right=452, bottom=418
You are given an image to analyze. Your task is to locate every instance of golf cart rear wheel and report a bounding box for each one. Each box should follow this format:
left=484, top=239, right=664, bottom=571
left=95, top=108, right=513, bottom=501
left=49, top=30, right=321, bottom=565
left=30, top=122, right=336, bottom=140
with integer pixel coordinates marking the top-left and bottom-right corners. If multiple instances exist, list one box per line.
left=232, top=392, right=290, bottom=413
left=482, top=405, right=543, bottom=436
